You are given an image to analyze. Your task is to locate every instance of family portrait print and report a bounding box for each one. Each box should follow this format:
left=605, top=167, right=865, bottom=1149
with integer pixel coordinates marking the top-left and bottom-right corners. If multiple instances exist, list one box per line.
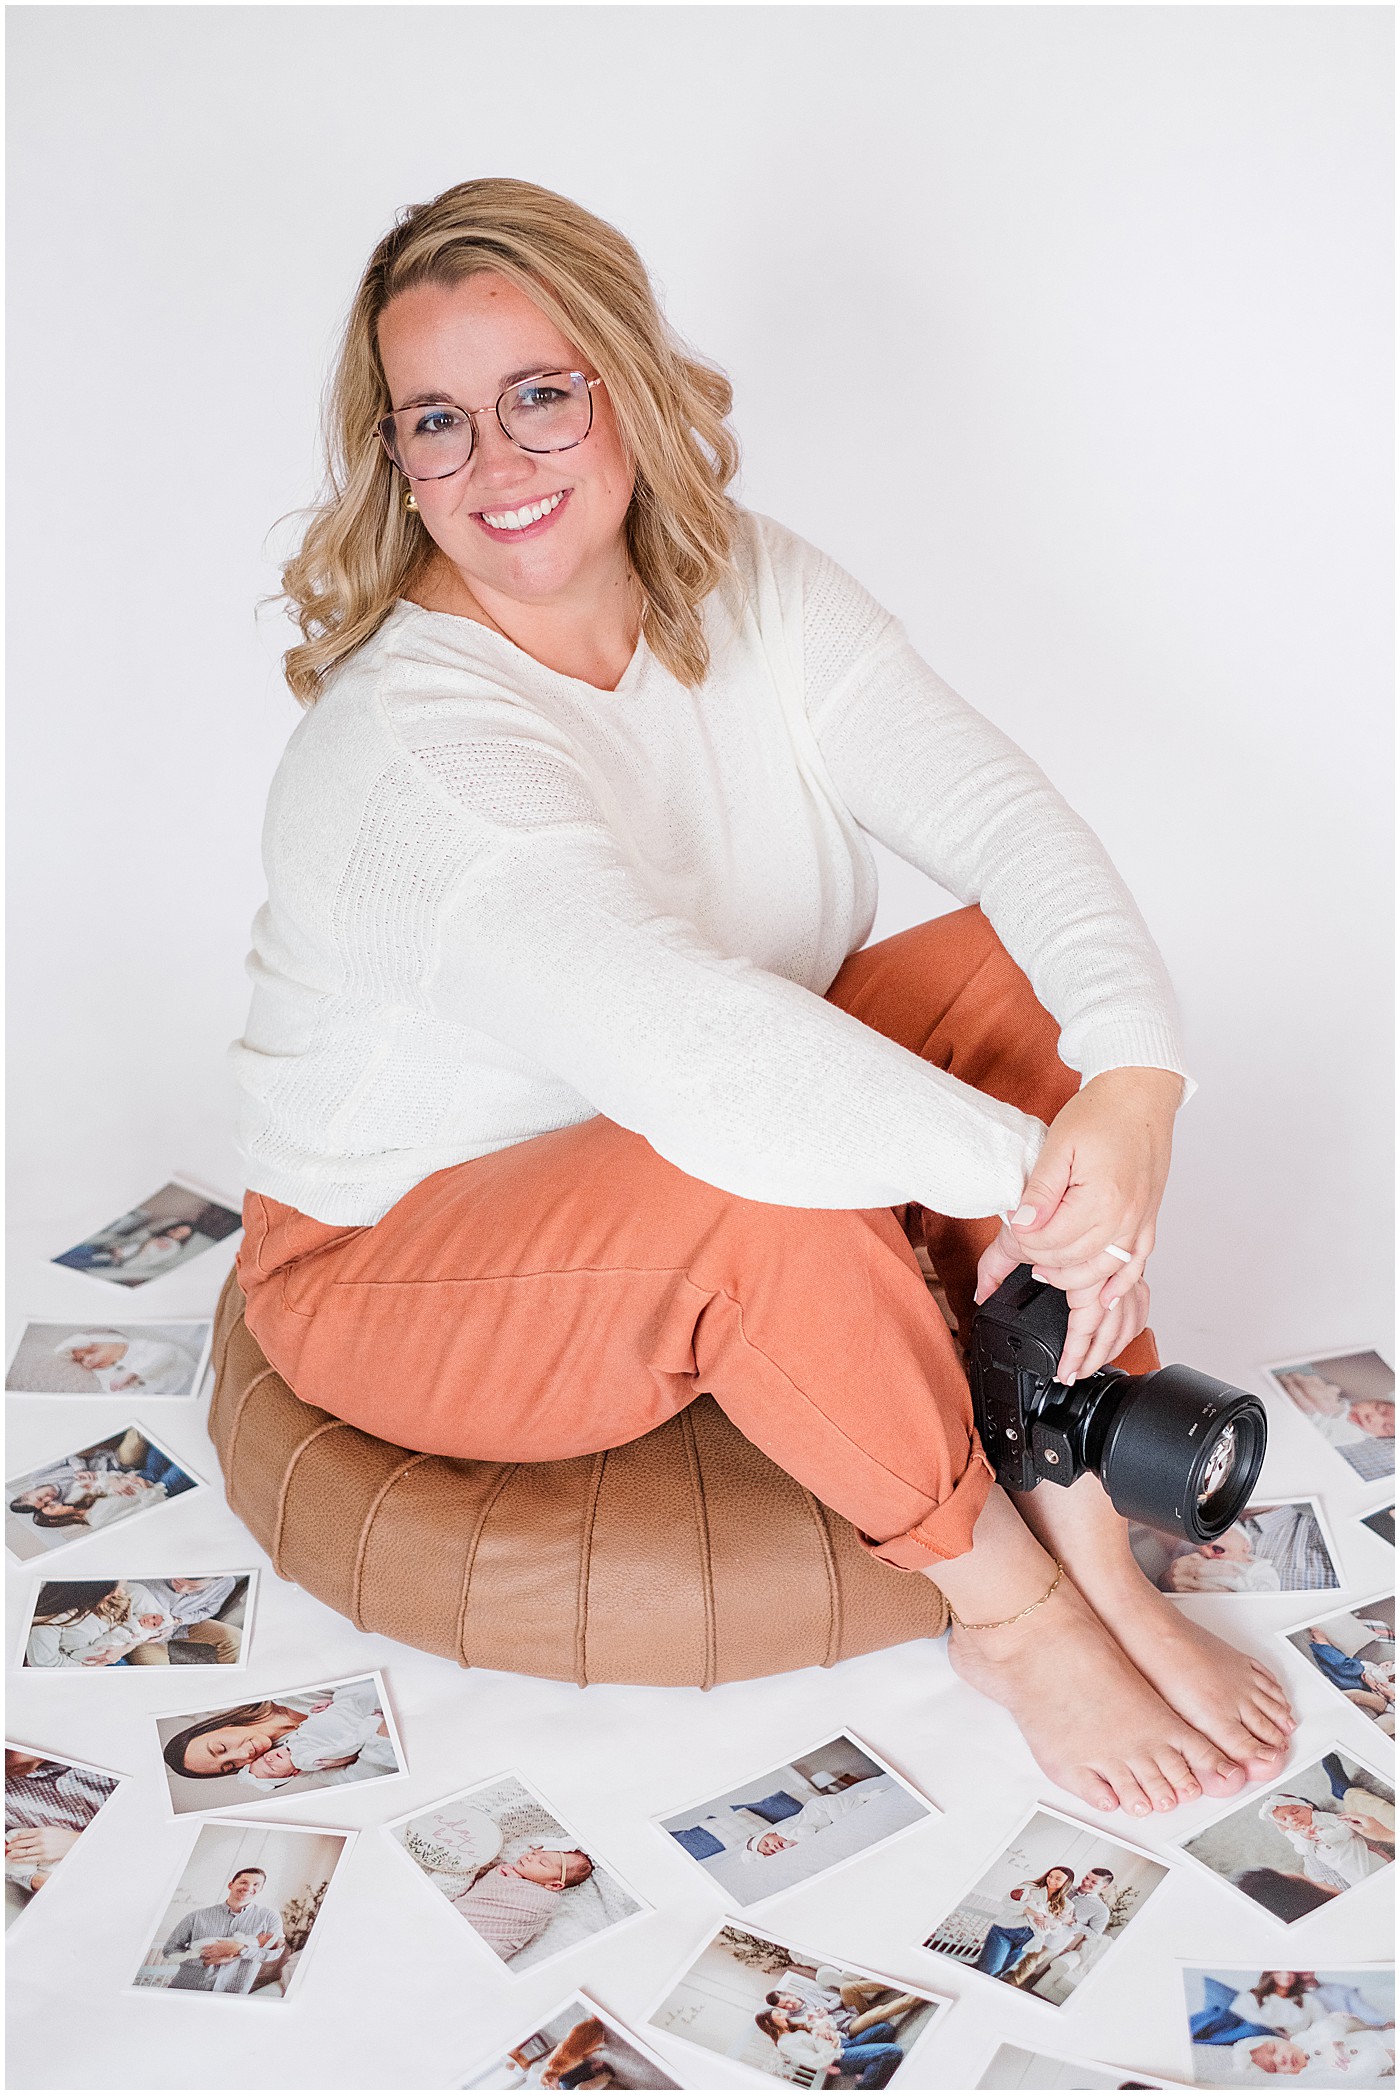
left=19, top=1572, right=255, bottom=1672
left=923, top=1805, right=1170, bottom=2009
left=5, top=1740, right=124, bottom=1931
left=1128, top=1499, right=1341, bottom=1597
left=155, top=1671, right=405, bottom=1815
left=1175, top=1748, right=1394, bottom=1926
left=5, top=1318, right=212, bottom=1397
left=657, top=1732, right=935, bottom=1909
left=977, top=2042, right=1184, bottom=2088
left=1264, top=1349, right=1395, bottom=1486
left=384, top=1771, right=647, bottom=1975
left=646, top=1919, right=952, bottom=2089
left=132, top=1819, right=351, bottom=2003
left=1181, top=1963, right=1395, bottom=2086
left=1281, top=1593, right=1395, bottom=1741
left=5, top=1423, right=202, bottom=1562
left=52, top=1178, right=241, bottom=1290
left=459, top=1991, right=682, bottom=2089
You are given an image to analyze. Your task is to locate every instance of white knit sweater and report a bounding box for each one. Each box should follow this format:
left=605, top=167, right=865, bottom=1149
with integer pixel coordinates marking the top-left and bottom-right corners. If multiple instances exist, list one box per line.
left=232, top=510, right=1192, bottom=1227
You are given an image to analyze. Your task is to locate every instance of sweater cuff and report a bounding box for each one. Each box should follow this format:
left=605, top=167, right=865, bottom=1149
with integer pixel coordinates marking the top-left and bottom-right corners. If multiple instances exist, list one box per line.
left=1063, top=1019, right=1197, bottom=1108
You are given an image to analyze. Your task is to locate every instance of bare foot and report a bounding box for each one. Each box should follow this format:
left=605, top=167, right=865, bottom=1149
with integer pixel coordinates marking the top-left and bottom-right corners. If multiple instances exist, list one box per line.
left=946, top=1577, right=1247, bottom=1817
left=1099, top=1581, right=1296, bottom=1784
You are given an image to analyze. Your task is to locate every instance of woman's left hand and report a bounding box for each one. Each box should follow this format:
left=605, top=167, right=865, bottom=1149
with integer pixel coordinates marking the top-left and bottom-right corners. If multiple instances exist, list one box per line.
left=974, top=1066, right=1185, bottom=1382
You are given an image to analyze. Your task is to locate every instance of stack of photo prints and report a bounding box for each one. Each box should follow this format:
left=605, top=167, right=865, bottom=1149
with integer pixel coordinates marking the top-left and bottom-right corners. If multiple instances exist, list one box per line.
left=5, top=1179, right=1395, bottom=2086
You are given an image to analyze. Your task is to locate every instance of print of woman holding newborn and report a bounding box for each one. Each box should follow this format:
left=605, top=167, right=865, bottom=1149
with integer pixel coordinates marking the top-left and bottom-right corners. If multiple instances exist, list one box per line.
left=161, top=1679, right=397, bottom=1790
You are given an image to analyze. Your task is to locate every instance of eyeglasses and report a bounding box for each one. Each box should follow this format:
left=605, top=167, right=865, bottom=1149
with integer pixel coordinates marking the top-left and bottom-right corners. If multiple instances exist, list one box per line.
left=378, top=369, right=604, bottom=482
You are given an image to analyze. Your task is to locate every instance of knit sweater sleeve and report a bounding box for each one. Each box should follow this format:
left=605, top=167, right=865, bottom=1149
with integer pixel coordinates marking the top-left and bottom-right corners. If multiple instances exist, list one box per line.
left=783, top=526, right=1196, bottom=1099
left=412, top=712, right=1048, bottom=1219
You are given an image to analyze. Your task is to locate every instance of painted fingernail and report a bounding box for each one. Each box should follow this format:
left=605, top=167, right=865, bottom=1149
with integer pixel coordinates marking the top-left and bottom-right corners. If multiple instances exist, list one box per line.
left=1009, top=1205, right=1037, bottom=1227
left=1104, top=1294, right=1120, bottom=1310
left=1031, top=1267, right=1050, bottom=1282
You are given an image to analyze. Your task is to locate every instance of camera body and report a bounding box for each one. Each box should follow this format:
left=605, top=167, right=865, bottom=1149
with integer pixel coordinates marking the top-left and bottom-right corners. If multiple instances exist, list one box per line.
left=969, top=1264, right=1266, bottom=1543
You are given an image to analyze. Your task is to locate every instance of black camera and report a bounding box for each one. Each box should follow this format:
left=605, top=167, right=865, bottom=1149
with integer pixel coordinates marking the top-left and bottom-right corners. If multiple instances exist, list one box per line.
left=969, top=1264, right=1266, bottom=1543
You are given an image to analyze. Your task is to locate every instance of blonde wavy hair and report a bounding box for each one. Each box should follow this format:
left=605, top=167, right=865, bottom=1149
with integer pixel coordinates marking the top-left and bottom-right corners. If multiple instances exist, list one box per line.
left=280, top=178, right=743, bottom=702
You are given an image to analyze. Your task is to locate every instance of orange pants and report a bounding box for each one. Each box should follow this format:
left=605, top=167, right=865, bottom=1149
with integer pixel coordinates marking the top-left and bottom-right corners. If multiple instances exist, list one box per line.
left=237, top=906, right=1159, bottom=1571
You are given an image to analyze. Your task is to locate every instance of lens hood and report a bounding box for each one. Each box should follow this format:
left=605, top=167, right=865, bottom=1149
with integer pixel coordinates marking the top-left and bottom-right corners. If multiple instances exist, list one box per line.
left=1096, top=1365, right=1267, bottom=1542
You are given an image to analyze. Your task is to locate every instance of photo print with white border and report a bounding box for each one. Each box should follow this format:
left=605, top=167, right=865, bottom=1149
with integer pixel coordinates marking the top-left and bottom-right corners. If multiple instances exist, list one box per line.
left=922, top=1804, right=1170, bottom=2010
left=131, top=1818, right=352, bottom=2004
left=1359, top=1504, right=1395, bottom=1549
left=1128, top=1498, right=1341, bottom=1598
left=18, top=1571, right=256, bottom=1673
left=52, top=1178, right=241, bottom=1290
left=1263, top=1349, right=1394, bottom=1488
left=5, top=1422, right=204, bottom=1563
left=458, top=1990, right=683, bottom=2089
left=977, top=2041, right=1191, bottom=2089
left=655, top=1730, right=936, bottom=1910
left=155, top=1670, right=406, bottom=1816
left=6, top=1318, right=213, bottom=1397
left=1280, top=1592, right=1395, bottom=1744
left=383, top=1771, right=649, bottom=1976
left=1174, top=1746, right=1394, bottom=1927
left=1180, top=1962, right=1394, bottom=2087
left=645, top=1917, right=953, bottom=2089
left=5, top=1739, right=126, bottom=1932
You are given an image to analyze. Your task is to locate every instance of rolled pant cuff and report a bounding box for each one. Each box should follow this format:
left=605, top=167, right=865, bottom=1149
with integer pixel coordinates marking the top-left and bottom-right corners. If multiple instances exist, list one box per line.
left=860, top=1443, right=995, bottom=1571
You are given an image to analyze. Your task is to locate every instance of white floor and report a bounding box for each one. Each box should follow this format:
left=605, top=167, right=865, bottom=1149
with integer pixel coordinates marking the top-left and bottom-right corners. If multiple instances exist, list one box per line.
left=5, top=1221, right=1394, bottom=2093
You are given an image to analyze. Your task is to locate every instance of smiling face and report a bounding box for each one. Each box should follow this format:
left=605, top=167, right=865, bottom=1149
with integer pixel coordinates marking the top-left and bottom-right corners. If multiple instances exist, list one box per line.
left=225, top=1869, right=265, bottom=1911
left=377, top=272, right=636, bottom=623
left=180, top=1715, right=293, bottom=1777
left=1045, top=1868, right=1072, bottom=1895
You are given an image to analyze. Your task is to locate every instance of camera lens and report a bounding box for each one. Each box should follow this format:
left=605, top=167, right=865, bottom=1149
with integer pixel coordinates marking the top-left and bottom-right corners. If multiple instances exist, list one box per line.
left=1091, top=1366, right=1267, bottom=1543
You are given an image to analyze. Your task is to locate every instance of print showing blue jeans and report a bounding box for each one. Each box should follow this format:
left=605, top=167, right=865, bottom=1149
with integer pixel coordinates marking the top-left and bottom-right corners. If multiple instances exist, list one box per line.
left=135, top=1445, right=191, bottom=1497
left=976, top=1924, right=1033, bottom=1976
left=1189, top=1975, right=1274, bottom=2046
left=835, top=2023, right=903, bottom=2089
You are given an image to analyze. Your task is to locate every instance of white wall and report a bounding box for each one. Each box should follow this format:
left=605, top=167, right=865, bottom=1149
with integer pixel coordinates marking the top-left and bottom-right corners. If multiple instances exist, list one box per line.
left=8, top=6, right=1392, bottom=1385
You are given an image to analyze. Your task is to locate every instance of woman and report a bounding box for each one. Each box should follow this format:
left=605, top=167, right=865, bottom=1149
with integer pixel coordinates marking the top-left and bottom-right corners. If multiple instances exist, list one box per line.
left=25, top=1579, right=174, bottom=1667
left=160, top=1682, right=395, bottom=1787
left=974, top=1866, right=1075, bottom=1976
left=232, top=177, right=1294, bottom=1816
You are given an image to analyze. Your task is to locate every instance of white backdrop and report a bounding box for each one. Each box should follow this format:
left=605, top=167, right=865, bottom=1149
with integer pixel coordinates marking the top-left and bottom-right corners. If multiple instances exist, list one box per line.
left=6, top=7, right=1394, bottom=2091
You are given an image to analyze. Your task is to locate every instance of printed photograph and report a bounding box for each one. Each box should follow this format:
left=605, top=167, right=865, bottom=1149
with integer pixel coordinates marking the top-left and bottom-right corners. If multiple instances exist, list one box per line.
left=460, top=1993, right=683, bottom=2089
left=132, top=1819, right=350, bottom=2002
left=52, top=1179, right=241, bottom=1290
left=385, top=1772, right=646, bottom=1974
left=978, top=2042, right=1183, bottom=2088
left=923, top=1807, right=1170, bottom=2009
left=1182, top=1964, right=1395, bottom=2086
left=6, top=1741, right=124, bottom=1930
left=1176, top=1749, right=1394, bottom=1924
left=1360, top=1505, right=1394, bottom=1549
left=6, top=1424, right=201, bottom=1562
left=1282, top=1594, right=1394, bottom=1740
left=1128, top=1499, right=1340, bottom=1596
left=20, top=1573, right=254, bottom=1671
left=1265, top=1350, right=1394, bottom=1486
left=657, top=1733, right=934, bottom=1909
left=156, top=1671, right=405, bottom=1815
left=646, top=1920, right=951, bottom=2089
left=6, top=1318, right=213, bottom=1397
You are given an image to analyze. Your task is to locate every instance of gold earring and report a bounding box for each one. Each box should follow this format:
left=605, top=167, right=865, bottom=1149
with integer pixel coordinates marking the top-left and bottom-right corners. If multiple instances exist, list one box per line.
left=402, top=486, right=419, bottom=512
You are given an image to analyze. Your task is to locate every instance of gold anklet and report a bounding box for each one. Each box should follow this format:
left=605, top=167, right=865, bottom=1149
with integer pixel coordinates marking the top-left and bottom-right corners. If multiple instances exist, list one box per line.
left=946, top=1560, right=1065, bottom=1633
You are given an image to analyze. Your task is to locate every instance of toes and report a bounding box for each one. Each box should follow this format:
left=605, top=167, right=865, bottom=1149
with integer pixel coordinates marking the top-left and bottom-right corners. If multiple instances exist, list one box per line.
left=1187, top=1746, right=1249, bottom=1797
left=1105, top=1765, right=1156, bottom=1819
left=1251, top=1672, right=1297, bottom=1726
left=1070, top=1768, right=1123, bottom=1814
left=1129, top=1759, right=1182, bottom=1814
left=1246, top=1697, right=1292, bottom=1749
left=1156, top=1745, right=1202, bottom=1804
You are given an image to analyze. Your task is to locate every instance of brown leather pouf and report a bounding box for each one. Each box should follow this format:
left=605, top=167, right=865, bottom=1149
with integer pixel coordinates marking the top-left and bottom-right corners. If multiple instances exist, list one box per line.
left=207, top=1269, right=949, bottom=1686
